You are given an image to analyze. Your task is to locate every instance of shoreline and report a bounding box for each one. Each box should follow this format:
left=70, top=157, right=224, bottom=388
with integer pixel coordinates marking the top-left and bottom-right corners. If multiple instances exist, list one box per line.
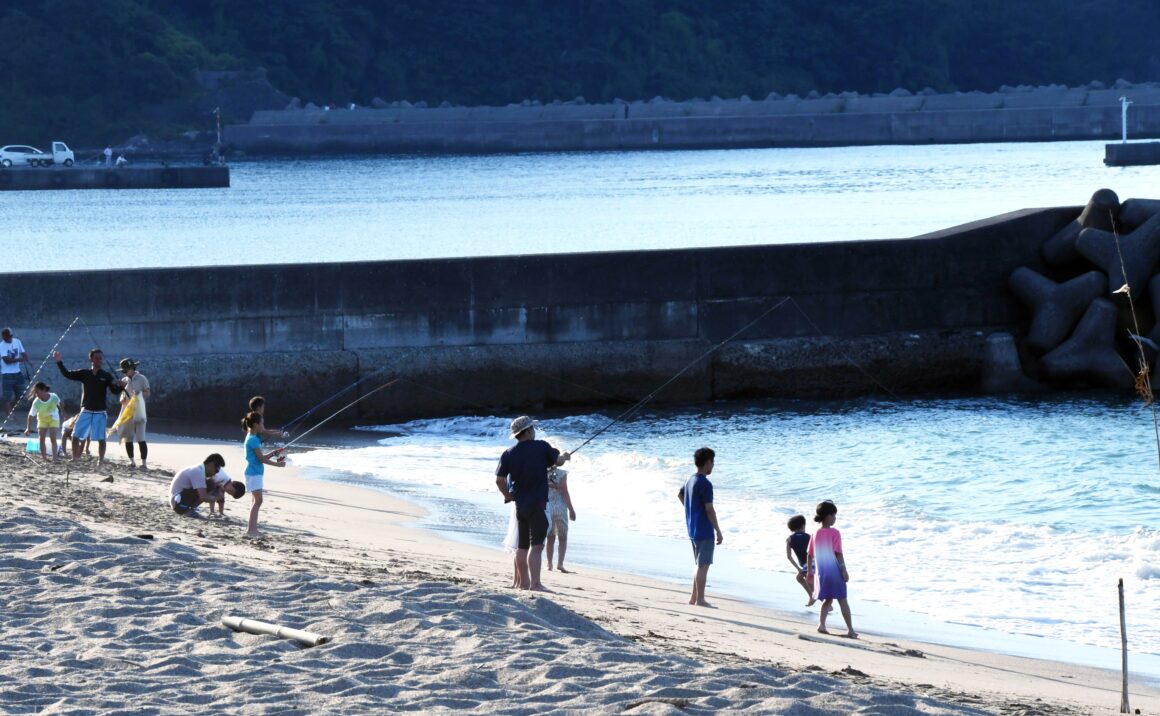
left=3, top=428, right=1158, bottom=713
left=304, top=450, right=1160, bottom=683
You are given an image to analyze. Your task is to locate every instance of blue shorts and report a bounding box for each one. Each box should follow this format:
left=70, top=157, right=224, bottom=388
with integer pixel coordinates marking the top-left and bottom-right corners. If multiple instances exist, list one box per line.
left=73, top=410, right=108, bottom=441
left=2, top=373, right=26, bottom=402
left=691, top=539, right=715, bottom=566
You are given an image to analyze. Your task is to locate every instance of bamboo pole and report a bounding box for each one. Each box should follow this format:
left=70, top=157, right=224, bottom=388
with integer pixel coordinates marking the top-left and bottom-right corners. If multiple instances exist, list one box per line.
left=222, top=616, right=329, bottom=647
left=1120, top=578, right=1130, bottom=713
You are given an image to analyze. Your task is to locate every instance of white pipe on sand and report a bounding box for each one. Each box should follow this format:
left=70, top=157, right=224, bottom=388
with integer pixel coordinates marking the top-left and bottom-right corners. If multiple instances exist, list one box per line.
left=222, top=616, right=329, bottom=647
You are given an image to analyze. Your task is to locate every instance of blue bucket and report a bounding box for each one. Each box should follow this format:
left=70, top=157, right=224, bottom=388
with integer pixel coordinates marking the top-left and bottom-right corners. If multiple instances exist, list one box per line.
left=25, top=437, right=40, bottom=452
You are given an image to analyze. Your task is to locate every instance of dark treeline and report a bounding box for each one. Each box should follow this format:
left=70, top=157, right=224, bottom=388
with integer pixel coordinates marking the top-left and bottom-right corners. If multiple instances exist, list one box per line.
left=2, top=0, right=1159, bottom=146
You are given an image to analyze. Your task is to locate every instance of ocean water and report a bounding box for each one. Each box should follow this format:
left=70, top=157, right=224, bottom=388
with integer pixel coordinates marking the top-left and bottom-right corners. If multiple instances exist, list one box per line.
left=6, top=139, right=1160, bottom=273
left=7, top=140, right=1160, bottom=673
left=287, top=396, right=1160, bottom=676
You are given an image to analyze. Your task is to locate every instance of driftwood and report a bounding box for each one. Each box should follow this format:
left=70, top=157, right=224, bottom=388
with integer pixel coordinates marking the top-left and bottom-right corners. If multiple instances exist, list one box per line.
left=222, top=615, right=329, bottom=647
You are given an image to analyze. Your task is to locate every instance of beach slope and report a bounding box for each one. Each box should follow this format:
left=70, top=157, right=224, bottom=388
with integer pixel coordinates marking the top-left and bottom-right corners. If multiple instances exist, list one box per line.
left=1, top=434, right=1154, bottom=714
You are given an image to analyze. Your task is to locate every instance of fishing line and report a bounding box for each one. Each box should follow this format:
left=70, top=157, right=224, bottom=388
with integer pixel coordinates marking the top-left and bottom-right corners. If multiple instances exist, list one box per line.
left=1, top=317, right=81, bottom=432
left=785, top=297, right=903, bottom=401
left=278, top=378, right=400, bottom=452
left=508, top=365, right=637, bottom=405
left=282, top=372, right=384, bottom=432
left=76, top=317, right=115, bottom=369
left=1106, top=210, right=1160, bottom=476
left=397, top=377, right=493, bottom=414
left=567, top=296, right=792, bottom=455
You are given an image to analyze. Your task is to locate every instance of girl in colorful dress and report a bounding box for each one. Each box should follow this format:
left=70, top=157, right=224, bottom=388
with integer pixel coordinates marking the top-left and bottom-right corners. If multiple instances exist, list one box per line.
left=806, top=499, right=856, bottom=638
left=241, top=410, right=285, bottom=538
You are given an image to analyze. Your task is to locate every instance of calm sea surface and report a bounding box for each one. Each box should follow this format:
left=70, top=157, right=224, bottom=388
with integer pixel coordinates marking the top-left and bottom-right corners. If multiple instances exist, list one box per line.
left=7, top=139, right=1160, bottom=272
left=7, top=140, right=1160, bottom=673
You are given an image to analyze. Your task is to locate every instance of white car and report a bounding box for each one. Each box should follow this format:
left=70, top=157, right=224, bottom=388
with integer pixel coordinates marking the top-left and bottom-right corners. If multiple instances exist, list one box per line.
left=0, top=142, right=75, bottom=167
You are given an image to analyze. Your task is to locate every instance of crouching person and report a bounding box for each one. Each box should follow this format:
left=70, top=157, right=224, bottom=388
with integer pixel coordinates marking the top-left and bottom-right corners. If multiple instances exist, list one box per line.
left=168, top=453, right=244, bottom=517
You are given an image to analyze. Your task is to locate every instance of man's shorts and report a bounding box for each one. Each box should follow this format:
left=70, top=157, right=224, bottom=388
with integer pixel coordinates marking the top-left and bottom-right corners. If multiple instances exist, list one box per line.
left=73, top=411, right=108, bottom=441
left=515, top=503, right=549, bottom=549
left=121, top=420, right=147, bottom=442
left=172, top=488, right=202, bottom=515
left=2, top=373, right=26, bottom=402
left=691, top=539, right=715, bottom=566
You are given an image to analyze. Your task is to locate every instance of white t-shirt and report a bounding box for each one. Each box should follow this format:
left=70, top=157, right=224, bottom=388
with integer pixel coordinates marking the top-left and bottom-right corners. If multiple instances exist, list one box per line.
left=1, top=337, right=25, bottom=375
left=168, top=463, right=209, bottom=503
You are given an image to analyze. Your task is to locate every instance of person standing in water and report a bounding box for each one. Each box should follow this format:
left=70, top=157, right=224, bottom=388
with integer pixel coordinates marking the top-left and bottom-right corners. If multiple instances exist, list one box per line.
left=677, top=447, right=723, bottom=607
left=806, top=499, right=856, bottom=638
left=241, top=410, right=286, bottom=538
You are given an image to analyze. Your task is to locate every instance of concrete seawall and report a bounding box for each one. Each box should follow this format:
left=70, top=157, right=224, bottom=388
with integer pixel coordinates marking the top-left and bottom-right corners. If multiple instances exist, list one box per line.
left=0, top=206, right=1071, bottom=424
left=0, top=166, right=229, bottom=191
left=226, top=84, right=1160, bottom=153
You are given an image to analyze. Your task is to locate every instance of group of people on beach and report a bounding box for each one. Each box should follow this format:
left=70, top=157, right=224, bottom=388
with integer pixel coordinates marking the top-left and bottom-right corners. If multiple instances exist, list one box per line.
left=167, top=396, right=287, bottom=538
left=495, top=415, right=856, bottom=637
left=8, top=341, right=151, bottom=471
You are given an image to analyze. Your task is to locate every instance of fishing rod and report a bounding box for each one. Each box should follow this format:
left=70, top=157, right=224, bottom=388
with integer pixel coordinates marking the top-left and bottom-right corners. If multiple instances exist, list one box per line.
left=567, top=296, right=792, bottom=456
left=77, top=317, right=120, bottom=374
left=281, top=372, right=385, bottom=432
left=276, top=378, right=400, bottom=453
left=1105, top=209, right=1160, bottom=477
left=1, top=317, right=81, bottom=432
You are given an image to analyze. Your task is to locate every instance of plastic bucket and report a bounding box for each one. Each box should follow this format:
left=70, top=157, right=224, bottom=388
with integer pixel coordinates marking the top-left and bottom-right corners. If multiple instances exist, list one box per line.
left=25, top=437, right=40, bottom=452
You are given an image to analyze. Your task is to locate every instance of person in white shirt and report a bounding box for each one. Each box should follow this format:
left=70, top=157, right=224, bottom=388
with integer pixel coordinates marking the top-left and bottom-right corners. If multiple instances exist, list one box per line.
left=168, top=454, right=245, bottom=517
left=0, top=327, right=29, bottom=418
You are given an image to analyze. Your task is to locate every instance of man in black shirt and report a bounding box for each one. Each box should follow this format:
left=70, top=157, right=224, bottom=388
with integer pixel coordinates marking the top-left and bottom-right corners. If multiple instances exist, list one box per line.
left=55, top=349, right=124, bottom=465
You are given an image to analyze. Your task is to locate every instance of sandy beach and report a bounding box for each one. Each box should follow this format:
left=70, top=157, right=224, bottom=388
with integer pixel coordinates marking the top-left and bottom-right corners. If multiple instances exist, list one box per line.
left=1, top=430, right=1156, bottom=715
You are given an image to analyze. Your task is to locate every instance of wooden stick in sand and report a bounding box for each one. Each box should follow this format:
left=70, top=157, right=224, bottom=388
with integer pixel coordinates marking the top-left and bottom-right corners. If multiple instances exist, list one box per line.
left=222, top=616, right=330, bottom=647
left=1120, top=578, right=1130, bottom=714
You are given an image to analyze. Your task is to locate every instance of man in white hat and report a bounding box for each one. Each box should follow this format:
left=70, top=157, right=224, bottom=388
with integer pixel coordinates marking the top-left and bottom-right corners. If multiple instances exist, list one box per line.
left=495, top=415, right=570, bottom=591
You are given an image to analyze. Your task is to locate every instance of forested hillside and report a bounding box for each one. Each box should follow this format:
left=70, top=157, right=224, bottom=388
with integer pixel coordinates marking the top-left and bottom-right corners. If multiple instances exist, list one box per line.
left=3, top=0, right=1158, bottom=145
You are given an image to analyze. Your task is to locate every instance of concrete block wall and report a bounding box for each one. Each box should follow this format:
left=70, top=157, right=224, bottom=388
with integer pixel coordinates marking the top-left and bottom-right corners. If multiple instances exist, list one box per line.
left=228, top=85, right=1160, bottom=154
left=0, top=206, right=1074, bottom=424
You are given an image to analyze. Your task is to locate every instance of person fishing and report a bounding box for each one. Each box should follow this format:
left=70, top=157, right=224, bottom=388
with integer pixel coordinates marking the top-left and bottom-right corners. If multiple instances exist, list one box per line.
left=54, top=349, right=124, bottom=466
left=495, top=416, right=570, bottom=592
left=241, top=410, right=286, bottom=538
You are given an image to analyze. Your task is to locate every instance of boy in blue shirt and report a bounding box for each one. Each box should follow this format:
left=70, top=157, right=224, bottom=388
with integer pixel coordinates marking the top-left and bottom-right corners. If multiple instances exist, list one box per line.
left=676, top=447, right=723, bottom=607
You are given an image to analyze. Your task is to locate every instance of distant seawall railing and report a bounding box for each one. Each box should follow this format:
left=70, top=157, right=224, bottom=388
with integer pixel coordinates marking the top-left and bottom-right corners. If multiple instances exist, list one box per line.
left=0, top=207, right=1072, bottom=423
left=224, top=84, right=1160, bottom=154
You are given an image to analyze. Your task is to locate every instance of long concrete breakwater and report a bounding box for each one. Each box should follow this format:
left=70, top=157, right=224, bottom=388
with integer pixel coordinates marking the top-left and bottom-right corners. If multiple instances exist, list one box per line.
left=0, top=166, right=229, bottom=191
left=225, top=83, right=1160, bottom=153
left=0, top=207, right=1071, bottom=425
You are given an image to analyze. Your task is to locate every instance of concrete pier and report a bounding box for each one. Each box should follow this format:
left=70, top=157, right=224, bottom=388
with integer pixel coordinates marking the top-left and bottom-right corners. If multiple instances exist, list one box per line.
left=1104, top=142, right=1160, bottom=166
left=0, top=165, right=229, bottom=191
left=0, top=205, right=1073, bottom=424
